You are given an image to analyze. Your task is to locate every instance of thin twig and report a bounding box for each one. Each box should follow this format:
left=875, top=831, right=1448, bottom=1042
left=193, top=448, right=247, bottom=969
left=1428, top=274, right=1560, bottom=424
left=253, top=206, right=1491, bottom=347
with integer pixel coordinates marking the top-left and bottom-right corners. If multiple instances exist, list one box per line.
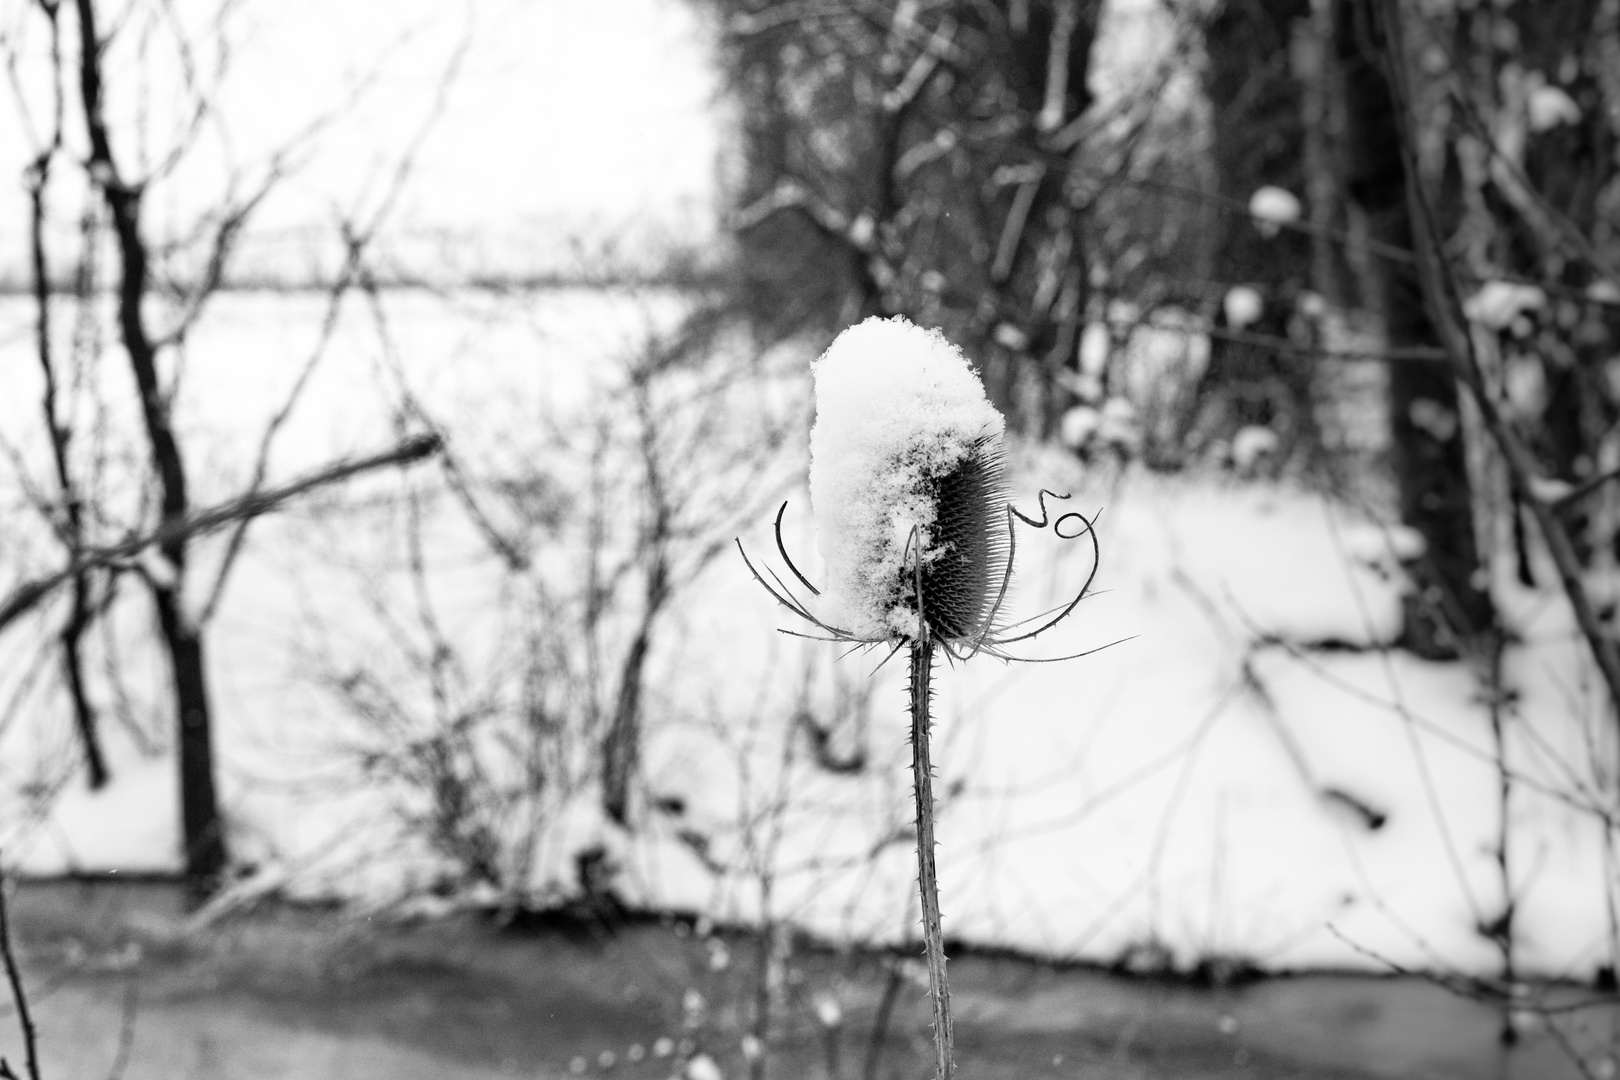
left=104, top=978, right=137, bottom=1080
left=1550, top=465, right=1620, bottom=516
left=860, top=960, right=906, bottom=1080
left=0, top=877, right=40, bottom=1080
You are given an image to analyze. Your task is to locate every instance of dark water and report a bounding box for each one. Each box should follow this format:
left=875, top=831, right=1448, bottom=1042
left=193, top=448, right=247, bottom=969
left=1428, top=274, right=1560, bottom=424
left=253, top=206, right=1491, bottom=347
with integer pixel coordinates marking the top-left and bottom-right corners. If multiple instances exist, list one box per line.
left=0, top=879, right=1608, bottom=1079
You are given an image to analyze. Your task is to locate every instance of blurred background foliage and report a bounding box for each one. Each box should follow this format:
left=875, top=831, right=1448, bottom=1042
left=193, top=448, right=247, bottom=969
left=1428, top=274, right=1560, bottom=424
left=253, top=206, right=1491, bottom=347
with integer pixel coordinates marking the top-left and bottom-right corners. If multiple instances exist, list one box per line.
left=704, top=0, right=1620, bottom=665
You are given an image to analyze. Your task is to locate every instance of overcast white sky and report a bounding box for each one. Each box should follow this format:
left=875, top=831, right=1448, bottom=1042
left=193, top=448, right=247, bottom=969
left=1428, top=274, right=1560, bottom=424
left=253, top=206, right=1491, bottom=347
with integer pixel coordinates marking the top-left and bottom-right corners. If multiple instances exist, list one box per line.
left=0, top=0, right=723, bottom=277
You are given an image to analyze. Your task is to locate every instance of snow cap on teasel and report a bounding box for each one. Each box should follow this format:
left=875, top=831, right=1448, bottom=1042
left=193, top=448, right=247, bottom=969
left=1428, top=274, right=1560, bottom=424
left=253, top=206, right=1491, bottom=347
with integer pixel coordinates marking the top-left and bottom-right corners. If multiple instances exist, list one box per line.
left=808, top=315, right=1009, bottom=641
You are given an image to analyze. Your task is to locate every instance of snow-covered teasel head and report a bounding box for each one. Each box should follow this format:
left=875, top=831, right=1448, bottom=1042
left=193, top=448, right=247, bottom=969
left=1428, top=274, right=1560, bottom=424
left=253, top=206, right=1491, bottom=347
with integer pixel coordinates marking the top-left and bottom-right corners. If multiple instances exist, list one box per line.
left=739, top=315, right=1107, bottom=662
left=809, top=315, right=1008, bottom=639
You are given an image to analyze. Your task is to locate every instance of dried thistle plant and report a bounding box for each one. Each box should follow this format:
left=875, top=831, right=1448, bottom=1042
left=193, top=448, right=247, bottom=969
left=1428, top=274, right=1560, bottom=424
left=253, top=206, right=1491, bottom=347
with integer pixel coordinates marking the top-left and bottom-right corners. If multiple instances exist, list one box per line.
left=738, top=316, right=1106, bottom=1079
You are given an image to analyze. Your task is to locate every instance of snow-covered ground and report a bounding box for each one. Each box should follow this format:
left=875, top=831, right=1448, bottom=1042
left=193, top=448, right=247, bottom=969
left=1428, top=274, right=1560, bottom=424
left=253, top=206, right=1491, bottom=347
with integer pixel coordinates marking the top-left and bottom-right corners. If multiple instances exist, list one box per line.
left=0, top=289, right=1613, bottom=985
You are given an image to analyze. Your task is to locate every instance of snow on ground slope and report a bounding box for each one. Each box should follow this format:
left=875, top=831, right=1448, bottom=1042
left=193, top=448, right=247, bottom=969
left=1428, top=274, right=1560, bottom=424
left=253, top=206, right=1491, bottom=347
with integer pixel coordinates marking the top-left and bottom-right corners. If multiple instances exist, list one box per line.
left=0, top=291, right=1612, bottom=981
left=690, top=460, right=1613, bottom=979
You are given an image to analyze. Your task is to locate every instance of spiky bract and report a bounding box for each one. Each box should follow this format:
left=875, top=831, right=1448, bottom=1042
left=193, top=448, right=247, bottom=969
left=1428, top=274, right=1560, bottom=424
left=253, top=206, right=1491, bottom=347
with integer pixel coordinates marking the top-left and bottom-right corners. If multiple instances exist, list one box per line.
left=914, top=436, right=1010, bottom=643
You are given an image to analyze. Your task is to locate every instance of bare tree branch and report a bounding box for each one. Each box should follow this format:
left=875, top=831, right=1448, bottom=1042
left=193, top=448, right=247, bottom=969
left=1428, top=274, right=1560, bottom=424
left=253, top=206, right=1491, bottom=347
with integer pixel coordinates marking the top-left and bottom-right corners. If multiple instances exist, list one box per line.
left=991, top=163, right=1045, bottom=284
left=16, top=0, right=108, bottom=788
left=0, top=434, right=442, bottom=636
left=1037, top=0, right=1081, bottom=132
left=882, top=15, right=954, bottom=114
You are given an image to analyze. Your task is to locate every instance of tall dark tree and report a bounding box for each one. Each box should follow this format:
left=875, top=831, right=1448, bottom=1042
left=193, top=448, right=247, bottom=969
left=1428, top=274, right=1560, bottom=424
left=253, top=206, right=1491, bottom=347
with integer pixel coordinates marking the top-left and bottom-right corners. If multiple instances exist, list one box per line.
left=1334, top=0, right=1492, bottom=657
left=71, top=0, right=227, bottom=890
left=1194, top=0, right=1318, bottom=460
left=3, top=0, right=466, bottom=896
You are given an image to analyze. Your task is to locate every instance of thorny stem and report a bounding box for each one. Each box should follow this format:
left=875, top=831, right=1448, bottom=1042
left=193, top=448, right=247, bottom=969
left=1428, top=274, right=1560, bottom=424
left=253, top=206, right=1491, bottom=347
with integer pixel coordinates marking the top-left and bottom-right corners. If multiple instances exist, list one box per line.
left=909, top=631, right=954, bottom=1079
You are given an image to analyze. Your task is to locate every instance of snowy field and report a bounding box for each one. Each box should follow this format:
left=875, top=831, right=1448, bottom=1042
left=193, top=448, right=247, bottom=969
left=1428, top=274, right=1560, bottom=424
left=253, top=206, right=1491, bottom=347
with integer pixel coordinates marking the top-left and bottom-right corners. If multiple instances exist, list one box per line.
left=0, top=288, right=1613, bottom=984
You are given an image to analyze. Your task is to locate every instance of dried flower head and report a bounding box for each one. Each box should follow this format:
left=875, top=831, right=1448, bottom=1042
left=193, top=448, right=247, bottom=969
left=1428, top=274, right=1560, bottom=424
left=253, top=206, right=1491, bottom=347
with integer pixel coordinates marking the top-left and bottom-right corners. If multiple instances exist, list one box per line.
left=740, top=315, right=1101, bottom=663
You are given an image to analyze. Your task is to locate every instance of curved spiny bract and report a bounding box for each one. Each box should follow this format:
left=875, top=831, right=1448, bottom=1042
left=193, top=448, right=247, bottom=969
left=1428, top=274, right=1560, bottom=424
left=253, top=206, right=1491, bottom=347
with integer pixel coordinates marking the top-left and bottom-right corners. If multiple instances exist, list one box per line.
left=739, top=488, right=1107, bottom=664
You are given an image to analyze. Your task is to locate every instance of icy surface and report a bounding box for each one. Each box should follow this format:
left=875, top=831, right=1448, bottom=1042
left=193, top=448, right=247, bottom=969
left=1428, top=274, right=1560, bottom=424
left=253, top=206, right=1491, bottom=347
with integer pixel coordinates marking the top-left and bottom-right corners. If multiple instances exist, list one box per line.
left=807, top=316, right=1004, bottom=638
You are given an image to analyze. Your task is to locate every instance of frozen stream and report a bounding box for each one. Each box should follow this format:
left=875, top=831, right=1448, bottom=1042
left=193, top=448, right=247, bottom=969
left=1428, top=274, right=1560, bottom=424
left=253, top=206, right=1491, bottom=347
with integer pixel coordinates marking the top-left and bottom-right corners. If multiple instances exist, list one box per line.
left=3, top=880, right=1606, bottom=1080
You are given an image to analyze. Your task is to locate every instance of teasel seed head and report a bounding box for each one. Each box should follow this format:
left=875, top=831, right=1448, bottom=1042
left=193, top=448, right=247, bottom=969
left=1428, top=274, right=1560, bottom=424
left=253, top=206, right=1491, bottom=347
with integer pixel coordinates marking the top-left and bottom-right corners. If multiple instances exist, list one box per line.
left=808, top=315, right=1008, bottom=641
left=739, top=316, right=1107, bottom=665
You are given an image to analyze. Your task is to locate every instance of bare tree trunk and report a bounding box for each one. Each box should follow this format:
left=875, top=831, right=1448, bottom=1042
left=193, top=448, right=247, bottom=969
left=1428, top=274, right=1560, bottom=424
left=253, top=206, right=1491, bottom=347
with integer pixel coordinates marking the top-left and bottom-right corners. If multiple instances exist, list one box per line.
left=73, top=0, right=226, bottom=892
left=60, top=585, right=107, bottom=789
left=601, top=626, right=655, bottom=827
left=1367, top=0, right=1620, bottom=751
left=600, top=375, right=673, bottom=826
left=979, top=0, right=1101, bottom=431
left=1335, top=0, right=1492, bottom=657
left=160, top=602, right=226, bottom=891
left=1194, top=0, right=1317, bottom=461
left=1299, top=0, right=1354, bottom=311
